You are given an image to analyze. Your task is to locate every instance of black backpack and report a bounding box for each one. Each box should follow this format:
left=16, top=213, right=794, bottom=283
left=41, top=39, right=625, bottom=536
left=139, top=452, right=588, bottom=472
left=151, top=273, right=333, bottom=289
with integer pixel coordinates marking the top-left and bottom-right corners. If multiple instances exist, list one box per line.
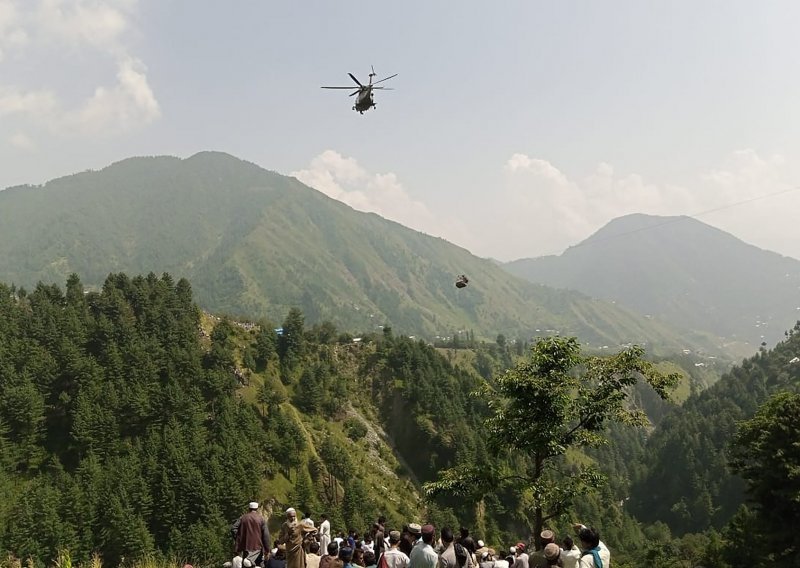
left=454, top=543, right=468, bottom=568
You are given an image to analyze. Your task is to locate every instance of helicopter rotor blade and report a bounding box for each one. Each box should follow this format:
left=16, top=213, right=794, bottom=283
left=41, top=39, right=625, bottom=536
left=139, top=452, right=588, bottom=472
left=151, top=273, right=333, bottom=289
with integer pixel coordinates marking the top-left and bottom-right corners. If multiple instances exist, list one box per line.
left=371, top=87, right=394, bottom=90
left=348, top=73, right=364, bottom=87
left=349, top=90, right=360, bottom=96
left=372, top=73, right=398, bottom=85
left=321, top=86, right=360, bottom=89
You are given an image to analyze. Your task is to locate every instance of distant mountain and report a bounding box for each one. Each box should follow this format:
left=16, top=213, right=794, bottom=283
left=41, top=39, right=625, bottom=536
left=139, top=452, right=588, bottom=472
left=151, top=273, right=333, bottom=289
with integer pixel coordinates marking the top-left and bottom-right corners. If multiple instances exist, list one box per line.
left=505, top=214, right=800, bottom=346
left=0, top=153, right=722, bottom=352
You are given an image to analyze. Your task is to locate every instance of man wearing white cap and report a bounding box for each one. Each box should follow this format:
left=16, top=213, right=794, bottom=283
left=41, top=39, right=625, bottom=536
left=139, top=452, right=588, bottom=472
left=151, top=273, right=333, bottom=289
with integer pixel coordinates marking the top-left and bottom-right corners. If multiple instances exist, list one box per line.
left=233, top=502, right=271, bottom=567
left=278, top=508, right=299, bottom=546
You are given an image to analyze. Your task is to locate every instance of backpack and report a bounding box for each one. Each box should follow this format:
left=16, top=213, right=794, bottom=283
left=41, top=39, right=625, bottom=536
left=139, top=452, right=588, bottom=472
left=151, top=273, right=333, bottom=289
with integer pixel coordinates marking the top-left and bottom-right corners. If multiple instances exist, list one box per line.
left=454, top=544, right=468, bottom=568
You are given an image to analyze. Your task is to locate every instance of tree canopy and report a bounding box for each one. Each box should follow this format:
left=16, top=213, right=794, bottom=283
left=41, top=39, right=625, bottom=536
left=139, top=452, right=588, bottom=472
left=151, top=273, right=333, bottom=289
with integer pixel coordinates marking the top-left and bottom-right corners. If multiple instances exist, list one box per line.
left=728, top=391, right=800, bottom=563
left=424, top=336, right=679, bottom=547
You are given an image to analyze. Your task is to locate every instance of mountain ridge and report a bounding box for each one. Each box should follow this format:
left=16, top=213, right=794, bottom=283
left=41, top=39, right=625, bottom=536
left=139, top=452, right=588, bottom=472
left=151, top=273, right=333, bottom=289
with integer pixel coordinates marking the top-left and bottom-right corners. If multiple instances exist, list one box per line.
left=505, top=213, right=800, bottom=346
left=0, top=152, right=728, bottom=355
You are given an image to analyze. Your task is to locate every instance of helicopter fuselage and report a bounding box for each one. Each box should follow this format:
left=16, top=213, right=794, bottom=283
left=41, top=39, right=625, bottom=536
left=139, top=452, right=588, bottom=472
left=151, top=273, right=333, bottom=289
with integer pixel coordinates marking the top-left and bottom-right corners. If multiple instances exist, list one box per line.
left=353, top=88, right=375, bottom=113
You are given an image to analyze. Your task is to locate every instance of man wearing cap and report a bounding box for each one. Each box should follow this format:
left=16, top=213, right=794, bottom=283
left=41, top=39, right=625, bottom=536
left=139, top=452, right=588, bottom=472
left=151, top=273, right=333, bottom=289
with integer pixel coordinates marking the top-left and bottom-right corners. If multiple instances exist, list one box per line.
left=278, top=508, right=299, bottom=547
left=542, top=544, right=560, bottom=567
left=287, top=518, right=318, bottom=568
left=409, top=525, right=438, bottom=568
left=401, top=524, right=422, bottom=556
left=511, top=543, right=528, bottom=568
left=233, top=502, right=271, bottom=567
left=529, top=531, right=555, bottom=568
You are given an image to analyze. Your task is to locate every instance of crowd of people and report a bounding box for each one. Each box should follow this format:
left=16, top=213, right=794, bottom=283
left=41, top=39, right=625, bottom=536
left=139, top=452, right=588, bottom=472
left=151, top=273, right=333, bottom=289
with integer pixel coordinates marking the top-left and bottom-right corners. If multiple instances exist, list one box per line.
left=229, top=503, right=611, bottom=568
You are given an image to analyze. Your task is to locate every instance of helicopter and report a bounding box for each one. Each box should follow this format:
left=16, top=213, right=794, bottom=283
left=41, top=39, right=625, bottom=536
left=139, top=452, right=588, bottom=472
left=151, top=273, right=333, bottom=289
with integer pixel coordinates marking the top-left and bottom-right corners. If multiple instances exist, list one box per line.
left=321, top=66, right=397, bottom=114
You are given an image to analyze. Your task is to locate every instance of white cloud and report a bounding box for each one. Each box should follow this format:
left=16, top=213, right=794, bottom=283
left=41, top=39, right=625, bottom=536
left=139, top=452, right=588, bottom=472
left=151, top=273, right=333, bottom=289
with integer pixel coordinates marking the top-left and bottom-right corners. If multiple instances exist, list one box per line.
left=0, top=87, right=57, bottom=117
left=68, top=56, right=160, bottom=134
left=35, top=0, right=134, bottom=53
left=292, top=149, right=800, bottom=263
left=492, top=149, right=800, bottom=261
left=0, top=0, right=158, bottom=142
left=292, top=150, right=470, bottom=244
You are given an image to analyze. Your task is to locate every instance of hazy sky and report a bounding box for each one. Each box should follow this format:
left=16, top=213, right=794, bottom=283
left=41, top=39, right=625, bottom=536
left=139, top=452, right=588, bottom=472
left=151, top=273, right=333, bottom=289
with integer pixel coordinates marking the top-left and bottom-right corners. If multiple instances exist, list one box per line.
left=2, top=1, right=800, bottom=261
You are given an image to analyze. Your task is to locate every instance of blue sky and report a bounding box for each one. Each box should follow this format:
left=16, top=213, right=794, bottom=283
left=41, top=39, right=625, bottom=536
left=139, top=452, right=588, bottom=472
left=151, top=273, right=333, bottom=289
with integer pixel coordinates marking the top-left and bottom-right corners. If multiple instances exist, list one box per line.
left=2, top=1, right=800, bottom=260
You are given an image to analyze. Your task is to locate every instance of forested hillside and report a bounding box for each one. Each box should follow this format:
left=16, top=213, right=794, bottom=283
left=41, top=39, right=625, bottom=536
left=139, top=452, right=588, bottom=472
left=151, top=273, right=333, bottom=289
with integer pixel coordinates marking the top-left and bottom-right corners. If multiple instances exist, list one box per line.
left=0, top=272, right=520, bottom=566
left=0, top=153, right=726, bottom=354
left=629, top=321, right=800, bottom=534
left=505, top=213, right=800, bottom=347
left=0, top=272, right=706, bottom=567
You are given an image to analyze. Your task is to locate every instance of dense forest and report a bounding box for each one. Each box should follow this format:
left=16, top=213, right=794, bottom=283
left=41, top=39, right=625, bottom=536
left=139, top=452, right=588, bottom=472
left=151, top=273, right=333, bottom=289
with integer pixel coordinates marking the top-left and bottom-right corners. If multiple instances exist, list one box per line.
left=1, top=273, right=797, bottom=567
left=629, top=323, right=800, bottom=535
left=0, top=273, right=501, bottom=566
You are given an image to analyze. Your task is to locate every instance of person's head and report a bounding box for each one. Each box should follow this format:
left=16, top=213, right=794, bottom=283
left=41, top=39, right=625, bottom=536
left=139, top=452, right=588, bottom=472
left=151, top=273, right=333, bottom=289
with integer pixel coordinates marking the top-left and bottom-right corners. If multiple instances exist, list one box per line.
left=322, top=513, right=328, bottom=520
left=421, top=525, right=435, bottom=545
left=327, top=542, right=339, bottom=557
left=363, top=551, right=376, bottom=567
left=339, top=547, right=353, bottom=563
left=578, top=527, right=600, bottom=550
left=462, top=537, right=476, bottom=554
left=378, top=516, right=386, bottom=526
left=310, top=542, right=320, bottom=555
left=408, top=524, right=422, bottom=539
left=562, top=536, right=574, bottom=551
left=286, top=508, right=297, bottom=521
left=389, top=531, right=401, bottom=547
left=352, top=548, right=364, bottom=566
left=540, top=530, right=555, bottom=546
left=460, top=527, right=470, bottom=541
left=515, top=543, right=526, bottom=556
left=248, top=501, right=259, bottom=511
left=364, top=532, right=372, bottom=542
left=441, top=527, right=455, bottom=545
left=543, top=544, right=560, bottom=565
left=349, top=528, right=357, bottom=537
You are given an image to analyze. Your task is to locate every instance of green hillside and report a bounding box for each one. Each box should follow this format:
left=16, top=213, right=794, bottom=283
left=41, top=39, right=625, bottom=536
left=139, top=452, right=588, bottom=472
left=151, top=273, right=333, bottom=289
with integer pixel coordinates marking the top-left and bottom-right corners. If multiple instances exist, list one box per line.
left=0, top=152, right=725, bottom=355
left=628, top=320, right=800, bottom=535
left=505, top=213, right=800, bottom=347
left=0, top=272, right=714, bottom=568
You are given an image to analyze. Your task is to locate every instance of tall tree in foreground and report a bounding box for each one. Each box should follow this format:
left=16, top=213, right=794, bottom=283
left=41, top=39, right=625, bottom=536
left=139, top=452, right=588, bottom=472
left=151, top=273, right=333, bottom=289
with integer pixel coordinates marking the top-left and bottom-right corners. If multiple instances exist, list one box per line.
left=728, top=391, right=800, bottom=565
left=424, top=336, right=679, bottom=547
